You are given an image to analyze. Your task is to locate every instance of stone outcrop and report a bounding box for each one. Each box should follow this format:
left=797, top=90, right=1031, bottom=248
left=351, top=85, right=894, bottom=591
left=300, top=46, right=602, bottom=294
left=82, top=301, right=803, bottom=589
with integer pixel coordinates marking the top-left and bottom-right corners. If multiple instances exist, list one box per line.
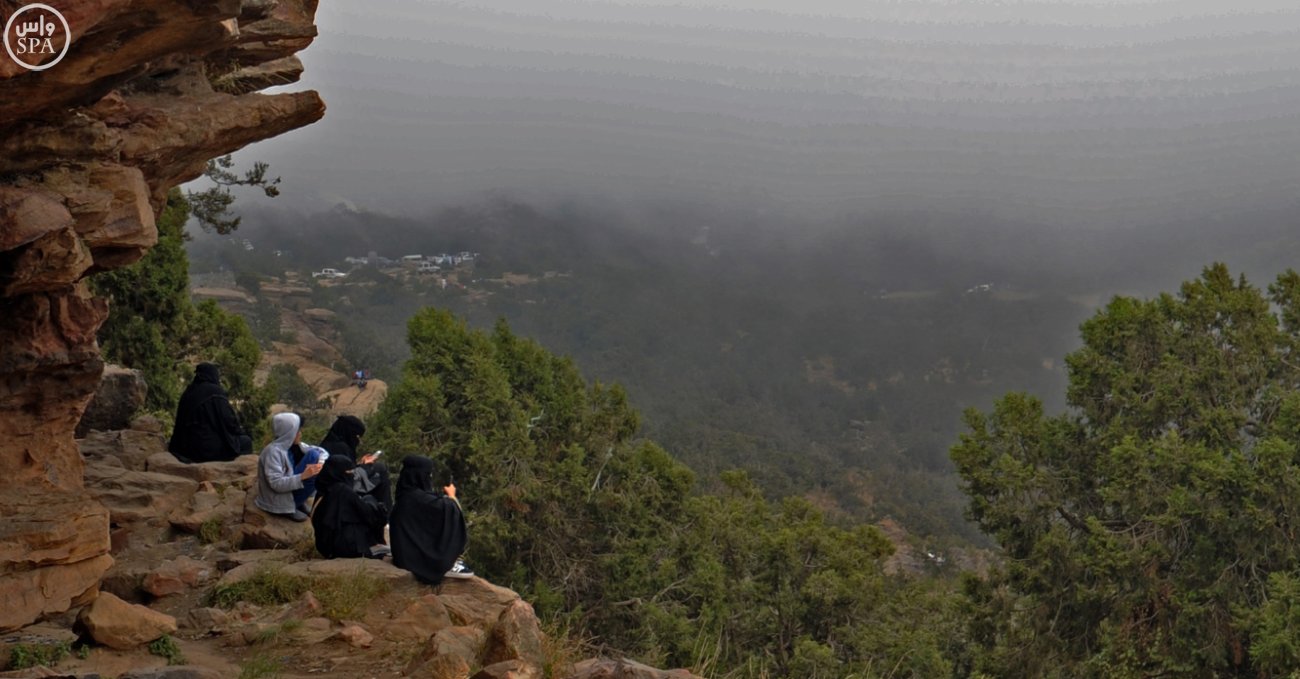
left=0, top=489, right=112, bottom=632
left=0, top=0, right=325, bottom=629
left=237, top=486, right=315, bottom=549
left=80, top=428, right=168, bottom=471
left=83, top=457, right=198, bottom=525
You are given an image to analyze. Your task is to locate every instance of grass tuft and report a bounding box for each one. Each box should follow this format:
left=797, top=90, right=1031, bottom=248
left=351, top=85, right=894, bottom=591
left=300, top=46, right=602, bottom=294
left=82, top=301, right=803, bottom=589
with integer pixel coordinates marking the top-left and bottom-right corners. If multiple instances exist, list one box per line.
left=148, top=634, right=185, bottom=665
left=207, top=566, right=310, bottom=609
left=206, top=564, right=390, bottom=622
left=6, top=641, right=71, bottom=670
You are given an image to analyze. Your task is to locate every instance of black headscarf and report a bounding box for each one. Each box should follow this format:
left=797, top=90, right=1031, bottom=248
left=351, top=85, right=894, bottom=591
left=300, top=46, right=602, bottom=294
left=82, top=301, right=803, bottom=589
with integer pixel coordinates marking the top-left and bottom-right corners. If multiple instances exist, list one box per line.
left=168, top=363, right=246, bottom=463
left=396, top=455, right=436, bottom=495
left=195, top=363, right=221, bottom=384
left=320, top=415, right=367, bottom=462
left=312, top=455, right=387, bottom=559
left=316, top=455, right=356, bottom=497
left=390, top=456, right=467, bottom=585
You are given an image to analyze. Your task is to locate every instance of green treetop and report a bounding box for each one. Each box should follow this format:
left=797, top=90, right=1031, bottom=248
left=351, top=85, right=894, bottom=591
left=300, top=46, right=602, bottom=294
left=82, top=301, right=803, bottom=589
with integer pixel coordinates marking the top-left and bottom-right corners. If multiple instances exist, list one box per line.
left=953, top=264, right=1300, bottom=677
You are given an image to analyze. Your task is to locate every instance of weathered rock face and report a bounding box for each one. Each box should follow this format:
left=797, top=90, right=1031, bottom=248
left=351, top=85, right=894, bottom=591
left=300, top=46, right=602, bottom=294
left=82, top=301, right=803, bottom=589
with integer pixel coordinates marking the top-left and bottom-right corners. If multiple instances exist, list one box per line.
left=0, top=0, right=324, bottom=630
left=0, top=488, right=113, bottom=631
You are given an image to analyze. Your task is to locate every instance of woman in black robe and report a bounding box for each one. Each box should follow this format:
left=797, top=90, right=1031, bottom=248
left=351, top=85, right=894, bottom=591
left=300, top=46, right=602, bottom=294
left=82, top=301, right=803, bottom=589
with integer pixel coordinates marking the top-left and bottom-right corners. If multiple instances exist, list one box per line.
left=319, top=415, right=392, bottom=509
left=168, top=363, right=252, bottom=463
left=390, top=456, right=470, bottom=584
left=311, top=456, right=389, bottom=559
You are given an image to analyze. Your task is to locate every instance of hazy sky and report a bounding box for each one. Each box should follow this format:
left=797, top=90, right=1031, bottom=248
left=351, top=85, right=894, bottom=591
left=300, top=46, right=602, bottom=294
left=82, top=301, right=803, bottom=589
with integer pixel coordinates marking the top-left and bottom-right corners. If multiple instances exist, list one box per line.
left=248, top=0, right=1300, bottom=228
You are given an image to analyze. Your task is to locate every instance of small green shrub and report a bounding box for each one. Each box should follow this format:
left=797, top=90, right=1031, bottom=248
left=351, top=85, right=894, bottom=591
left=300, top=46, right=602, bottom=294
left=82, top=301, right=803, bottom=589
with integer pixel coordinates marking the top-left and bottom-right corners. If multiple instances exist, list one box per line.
left=197, top=516, right=224, bottom=545
left=6, top=641, right=71, bottom=670
left=148, top=635, right=185, bottom=665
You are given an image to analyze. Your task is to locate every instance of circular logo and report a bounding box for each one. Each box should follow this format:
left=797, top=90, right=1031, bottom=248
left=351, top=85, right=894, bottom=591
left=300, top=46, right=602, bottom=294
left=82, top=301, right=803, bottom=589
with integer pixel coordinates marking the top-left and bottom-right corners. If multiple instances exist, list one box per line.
left=4, top=4, right=70, bottom=71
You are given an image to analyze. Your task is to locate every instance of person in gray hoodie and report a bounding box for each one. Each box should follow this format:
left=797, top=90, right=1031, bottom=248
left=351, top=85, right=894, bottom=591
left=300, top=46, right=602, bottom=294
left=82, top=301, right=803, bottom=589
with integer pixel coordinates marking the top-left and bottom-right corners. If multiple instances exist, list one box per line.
left=255, top=412, right=323, bottom=521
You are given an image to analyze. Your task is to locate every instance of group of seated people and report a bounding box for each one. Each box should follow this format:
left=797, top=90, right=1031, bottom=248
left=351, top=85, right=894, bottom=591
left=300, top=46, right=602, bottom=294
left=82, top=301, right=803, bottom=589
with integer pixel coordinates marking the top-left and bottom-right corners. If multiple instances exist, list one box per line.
left=168, top=363, right=473, bottom=583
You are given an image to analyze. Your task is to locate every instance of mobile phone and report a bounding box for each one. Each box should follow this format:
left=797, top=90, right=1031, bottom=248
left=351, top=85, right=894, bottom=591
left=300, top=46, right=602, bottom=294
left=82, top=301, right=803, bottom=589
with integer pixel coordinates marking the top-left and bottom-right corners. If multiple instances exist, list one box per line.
left=372, top=450, right=383, bottom=458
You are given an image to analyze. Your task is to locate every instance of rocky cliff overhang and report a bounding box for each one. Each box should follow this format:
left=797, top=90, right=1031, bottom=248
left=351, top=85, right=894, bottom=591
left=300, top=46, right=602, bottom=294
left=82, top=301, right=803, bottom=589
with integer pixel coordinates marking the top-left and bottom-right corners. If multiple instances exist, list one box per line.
left=0, top=0, right=325, bottom=631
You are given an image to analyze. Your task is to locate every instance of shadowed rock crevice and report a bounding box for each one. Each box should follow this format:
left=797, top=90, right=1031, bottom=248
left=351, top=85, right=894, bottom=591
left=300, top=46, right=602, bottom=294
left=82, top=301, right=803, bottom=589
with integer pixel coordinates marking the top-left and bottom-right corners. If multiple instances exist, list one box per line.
left=0, top=0, right=325, bottom=632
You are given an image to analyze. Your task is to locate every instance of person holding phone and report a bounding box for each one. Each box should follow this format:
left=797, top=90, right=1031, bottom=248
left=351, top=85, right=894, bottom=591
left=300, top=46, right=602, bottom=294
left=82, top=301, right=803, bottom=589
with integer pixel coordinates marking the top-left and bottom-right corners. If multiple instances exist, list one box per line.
left=390, top=455, right=473, bottom=583
left=254, top=412, right=323, bottom=522
left=319, top=415, right=391, bottom=509
left=312, top=455, right=390, bottom=559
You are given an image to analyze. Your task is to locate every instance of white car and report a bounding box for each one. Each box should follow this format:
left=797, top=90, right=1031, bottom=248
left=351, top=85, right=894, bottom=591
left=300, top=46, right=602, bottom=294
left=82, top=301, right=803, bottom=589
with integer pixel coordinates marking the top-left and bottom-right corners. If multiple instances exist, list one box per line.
left=312, top=268, right=346, bottom=279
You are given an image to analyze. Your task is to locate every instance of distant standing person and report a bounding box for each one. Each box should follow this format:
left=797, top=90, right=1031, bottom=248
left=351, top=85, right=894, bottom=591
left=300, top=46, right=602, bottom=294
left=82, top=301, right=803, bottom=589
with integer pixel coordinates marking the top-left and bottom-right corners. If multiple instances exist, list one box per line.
left=168, top=363, right=252, bottom=463
left=319, top=415, right=391, bottom=509
left=390, top=456, right=473, bottom=584
left=255, top=412, right=323, bottom=522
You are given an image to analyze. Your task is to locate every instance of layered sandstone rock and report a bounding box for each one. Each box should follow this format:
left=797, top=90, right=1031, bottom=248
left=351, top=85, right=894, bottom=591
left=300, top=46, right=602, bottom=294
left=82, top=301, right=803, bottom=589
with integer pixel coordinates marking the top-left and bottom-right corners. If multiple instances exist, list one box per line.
left=0, top=0, right=324, bottom=630
left=0, top=489, right=112, bottom=631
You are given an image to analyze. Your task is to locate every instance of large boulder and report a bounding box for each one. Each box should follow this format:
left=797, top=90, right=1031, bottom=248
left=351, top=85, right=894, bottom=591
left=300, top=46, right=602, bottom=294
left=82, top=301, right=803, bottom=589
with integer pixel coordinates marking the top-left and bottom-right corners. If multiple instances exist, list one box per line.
left=482, top=599, right=545, bottom=667
left=77, top=592, right=177, bottom=650
left=437, top=577, right=522, bottom=628
left=237, top=486, right=313, bottom=550
left=75, top=364, right=147, bottom=436
left=0, top=488, right=113, bottom=632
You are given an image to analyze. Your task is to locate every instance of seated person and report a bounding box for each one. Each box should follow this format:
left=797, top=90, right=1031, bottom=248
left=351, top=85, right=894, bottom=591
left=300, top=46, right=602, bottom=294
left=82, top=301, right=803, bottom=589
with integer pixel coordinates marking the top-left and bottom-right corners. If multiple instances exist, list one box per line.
left=254, top=412, right=322, bottom=522
left=168, top=363, right=252, bottom=463
left=319, top=415, right=391, bottom=509
left=290, top=439, right=328, bottom=516
left=312, top=456, right=390, bottom=559
left=390, top=456, right=473, bottom=583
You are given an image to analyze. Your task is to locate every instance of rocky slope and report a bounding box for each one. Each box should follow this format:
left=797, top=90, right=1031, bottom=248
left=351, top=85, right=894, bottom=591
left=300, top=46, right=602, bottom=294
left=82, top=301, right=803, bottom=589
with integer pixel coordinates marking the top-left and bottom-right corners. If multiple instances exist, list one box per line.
left=0, top=403, right=701, bottom=679
left=0, top=0, right=325, bottom=631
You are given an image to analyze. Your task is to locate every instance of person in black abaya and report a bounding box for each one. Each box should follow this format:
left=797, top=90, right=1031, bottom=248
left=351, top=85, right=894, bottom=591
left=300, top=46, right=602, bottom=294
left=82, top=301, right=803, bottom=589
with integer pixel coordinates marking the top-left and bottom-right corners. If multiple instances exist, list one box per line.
left=319, top=415, right=391, bottom=509
left=168, top=363, right=253, bottom=463
left=311, top=456, right=389, bottom=559
left=390, top=456, right=471, bottom=584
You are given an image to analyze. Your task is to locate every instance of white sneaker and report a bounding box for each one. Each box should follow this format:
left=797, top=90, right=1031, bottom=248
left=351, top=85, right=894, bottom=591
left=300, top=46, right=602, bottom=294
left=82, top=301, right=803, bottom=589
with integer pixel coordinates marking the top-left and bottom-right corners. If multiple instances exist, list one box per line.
left=444, top=559, right=474, bottom=579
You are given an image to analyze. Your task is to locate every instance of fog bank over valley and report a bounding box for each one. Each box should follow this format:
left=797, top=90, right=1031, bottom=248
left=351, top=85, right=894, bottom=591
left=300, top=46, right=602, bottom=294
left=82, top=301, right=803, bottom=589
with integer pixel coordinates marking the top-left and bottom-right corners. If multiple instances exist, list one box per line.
left=243, top=0, right=1300, bottom=236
